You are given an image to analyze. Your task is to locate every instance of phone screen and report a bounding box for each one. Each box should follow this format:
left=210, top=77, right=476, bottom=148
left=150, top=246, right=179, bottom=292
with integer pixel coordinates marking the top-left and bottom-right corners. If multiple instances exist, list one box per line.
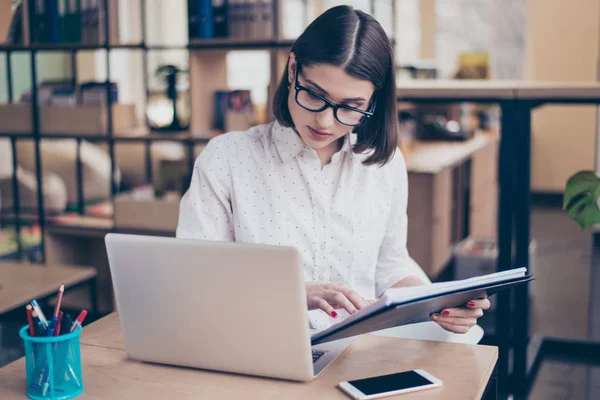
left=347, top=370, right=433, bottom=395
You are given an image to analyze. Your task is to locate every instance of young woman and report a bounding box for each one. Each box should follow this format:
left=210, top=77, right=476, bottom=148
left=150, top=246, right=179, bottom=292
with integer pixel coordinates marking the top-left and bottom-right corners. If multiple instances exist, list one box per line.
left=176, top=5, right=489, bottom=332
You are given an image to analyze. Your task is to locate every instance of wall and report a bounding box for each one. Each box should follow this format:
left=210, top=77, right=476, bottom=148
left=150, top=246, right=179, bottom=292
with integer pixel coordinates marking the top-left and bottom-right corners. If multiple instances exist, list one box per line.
left=525, top=0, right=600, bottom=192
left=435, top=0, right=526, bottom=79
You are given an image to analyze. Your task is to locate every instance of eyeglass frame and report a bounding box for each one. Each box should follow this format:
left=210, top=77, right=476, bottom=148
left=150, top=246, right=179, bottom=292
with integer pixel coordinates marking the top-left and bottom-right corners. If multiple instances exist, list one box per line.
left=293, top=65, right=376, bottom=127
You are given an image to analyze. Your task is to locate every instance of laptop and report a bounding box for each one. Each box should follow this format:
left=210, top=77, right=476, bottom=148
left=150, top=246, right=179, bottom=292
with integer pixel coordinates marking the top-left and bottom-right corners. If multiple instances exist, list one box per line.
left=104, top=233, right=353, bottom=381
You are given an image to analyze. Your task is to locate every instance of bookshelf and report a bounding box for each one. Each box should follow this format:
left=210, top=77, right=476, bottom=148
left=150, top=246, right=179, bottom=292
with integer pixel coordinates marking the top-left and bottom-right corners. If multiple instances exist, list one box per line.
left=0, top=0, right=398, bottom=264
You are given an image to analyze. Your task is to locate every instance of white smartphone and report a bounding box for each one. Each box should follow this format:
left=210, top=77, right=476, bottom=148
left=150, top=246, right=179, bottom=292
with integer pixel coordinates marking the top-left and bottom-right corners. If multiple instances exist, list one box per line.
left=338, top=369, right=442, bottom=399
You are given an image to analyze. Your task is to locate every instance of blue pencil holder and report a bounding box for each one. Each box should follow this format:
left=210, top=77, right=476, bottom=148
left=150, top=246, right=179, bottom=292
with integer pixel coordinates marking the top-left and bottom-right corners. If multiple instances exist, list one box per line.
left=19, top=326, right=84, bottom=400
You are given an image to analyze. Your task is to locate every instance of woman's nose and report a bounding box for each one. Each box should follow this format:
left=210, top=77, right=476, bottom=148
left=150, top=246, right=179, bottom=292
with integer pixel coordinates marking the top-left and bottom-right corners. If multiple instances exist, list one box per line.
left=316, top=107, right=335, bottom=129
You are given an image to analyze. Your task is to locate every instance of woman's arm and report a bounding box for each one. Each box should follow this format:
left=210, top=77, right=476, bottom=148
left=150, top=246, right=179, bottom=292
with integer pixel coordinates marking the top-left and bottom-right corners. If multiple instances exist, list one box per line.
left=374, top=151, right=429, bottom=296
left=176, top=136, right=235, bottom=241
left=376, top=151, right=489, bottom=333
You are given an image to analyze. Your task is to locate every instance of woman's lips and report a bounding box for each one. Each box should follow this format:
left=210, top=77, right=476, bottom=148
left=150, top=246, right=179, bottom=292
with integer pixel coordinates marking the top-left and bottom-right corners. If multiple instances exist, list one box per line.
left=308, top=126, right=332, bottom=141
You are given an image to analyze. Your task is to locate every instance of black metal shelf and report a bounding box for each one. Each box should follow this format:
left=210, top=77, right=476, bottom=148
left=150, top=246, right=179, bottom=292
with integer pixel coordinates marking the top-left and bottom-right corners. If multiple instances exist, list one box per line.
left=188, top=38, right=295, bottom=51
left=0, top=131, right=211, bottom=143
left=1, top=0, right=399, bottom=266
left=0, top=42, right=191, bottom=52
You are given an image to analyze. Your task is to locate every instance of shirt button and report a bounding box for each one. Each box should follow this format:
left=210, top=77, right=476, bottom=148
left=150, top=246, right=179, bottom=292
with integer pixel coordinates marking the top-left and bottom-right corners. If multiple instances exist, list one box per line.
left=324, top=179, right=329, bottom=185
left=320, top=243, right=326, bottom=250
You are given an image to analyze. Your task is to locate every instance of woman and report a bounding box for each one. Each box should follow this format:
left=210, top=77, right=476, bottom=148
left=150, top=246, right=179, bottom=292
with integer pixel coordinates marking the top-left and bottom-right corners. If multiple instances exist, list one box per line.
left=176, top=5, right=489, bottom=332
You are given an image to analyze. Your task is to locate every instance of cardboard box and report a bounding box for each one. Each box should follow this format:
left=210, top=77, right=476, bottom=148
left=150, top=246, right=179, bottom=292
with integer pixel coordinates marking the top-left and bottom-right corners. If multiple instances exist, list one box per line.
left=0, top=103, right=138, bottom=135
left=0, top=104, right=33, bottom=133
left=41, top=104, right=138, bottom=135
left=114, top=191, right=181, bottom=232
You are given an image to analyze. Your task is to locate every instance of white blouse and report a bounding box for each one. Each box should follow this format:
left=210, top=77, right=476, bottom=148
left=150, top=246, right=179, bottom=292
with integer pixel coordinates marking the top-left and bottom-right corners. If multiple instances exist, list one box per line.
left=176, top=120, right=425, bottom=329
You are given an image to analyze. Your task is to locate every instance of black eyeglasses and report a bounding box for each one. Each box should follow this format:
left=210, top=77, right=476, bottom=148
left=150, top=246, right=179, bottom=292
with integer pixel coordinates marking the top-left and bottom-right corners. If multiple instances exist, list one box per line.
left=294, top=66, right=375, bottom=127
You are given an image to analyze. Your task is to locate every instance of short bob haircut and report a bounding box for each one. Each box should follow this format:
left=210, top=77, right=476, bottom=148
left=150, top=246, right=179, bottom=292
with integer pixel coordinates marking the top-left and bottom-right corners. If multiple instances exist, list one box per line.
left=273, top=5, right=398, bottom=166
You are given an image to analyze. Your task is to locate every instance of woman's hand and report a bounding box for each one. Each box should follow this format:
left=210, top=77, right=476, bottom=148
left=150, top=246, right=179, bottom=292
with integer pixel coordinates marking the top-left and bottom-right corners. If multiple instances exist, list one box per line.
left=430, top=298, right=491, bottom=333
left=306, top=282, right=370, bottom=318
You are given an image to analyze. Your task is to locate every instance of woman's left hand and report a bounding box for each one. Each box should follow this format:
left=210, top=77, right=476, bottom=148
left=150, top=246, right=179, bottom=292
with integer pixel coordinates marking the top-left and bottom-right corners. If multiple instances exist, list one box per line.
left=430, top=298, right=491, bottom=334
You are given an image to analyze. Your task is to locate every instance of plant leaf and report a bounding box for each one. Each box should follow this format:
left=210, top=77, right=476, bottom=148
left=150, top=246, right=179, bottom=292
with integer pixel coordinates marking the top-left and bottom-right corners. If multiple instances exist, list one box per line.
left=563, top=170, right=600, bottom=229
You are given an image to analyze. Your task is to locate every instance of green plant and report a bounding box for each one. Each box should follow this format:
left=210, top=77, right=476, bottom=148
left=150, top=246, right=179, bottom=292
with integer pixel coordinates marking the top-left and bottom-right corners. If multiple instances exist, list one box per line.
left=563, top=171, right=600, bottom=229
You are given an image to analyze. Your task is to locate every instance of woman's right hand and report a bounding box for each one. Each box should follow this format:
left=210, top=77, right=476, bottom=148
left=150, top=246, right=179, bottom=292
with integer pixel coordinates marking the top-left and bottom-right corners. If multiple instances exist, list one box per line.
left=306, top=282, right=371, bottom=318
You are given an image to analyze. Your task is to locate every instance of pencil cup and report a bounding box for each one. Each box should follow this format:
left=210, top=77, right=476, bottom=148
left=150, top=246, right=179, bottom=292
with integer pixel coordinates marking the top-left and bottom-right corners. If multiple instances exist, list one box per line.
left=19, top=326, right=84, bottom=400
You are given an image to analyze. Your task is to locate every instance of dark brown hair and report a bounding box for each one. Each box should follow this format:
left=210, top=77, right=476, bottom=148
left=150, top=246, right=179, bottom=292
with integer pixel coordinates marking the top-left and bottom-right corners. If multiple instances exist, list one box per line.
left=273, top=5, right=398, bottom=166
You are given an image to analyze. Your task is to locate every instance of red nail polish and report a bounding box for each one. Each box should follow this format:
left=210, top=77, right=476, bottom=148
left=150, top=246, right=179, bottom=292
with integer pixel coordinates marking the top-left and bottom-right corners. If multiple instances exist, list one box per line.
left=467, top=301, right=475, bottom=307
left=331, top=311, right=338, bottom=317
left=442, top=310, right=450, bottom=316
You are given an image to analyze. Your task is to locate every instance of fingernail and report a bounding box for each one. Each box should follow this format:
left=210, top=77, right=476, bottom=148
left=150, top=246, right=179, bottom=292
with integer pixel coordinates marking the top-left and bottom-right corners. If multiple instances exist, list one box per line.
left=431, top=314, right=439, bottom=320
left=442, top=310, right=450, bottom=316
left=331, top=311, right=338, bottom=318
left=467, top=301, right=475, bottom=307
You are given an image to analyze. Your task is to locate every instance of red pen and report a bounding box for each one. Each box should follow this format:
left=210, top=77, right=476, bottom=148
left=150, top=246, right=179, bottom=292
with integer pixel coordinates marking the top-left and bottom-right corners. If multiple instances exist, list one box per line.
left=26, top=305, right=35, bottom=336
left=70, top=310, right=88, bottom=332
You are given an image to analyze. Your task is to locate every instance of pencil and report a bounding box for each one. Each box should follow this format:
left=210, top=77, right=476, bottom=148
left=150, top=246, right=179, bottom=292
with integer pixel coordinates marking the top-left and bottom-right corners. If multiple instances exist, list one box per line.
left=26, top=305, right=35, bottom=336
left=54, top=284, right=64, bottom=318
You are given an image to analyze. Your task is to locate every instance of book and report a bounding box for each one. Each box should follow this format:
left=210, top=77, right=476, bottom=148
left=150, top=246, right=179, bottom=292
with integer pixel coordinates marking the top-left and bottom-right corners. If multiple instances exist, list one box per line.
left=212, top=0, right=228, bottom=38
left=34, top=0, right=47, bottom=43
left=256, top=0, right=273, bottom=39
left=227, top=0, right=241, bottom=38
left=311, top=267, right=533, bottom=345
left=46, top=0, right=61, bottom=43
left=198, top=0, right=214, bottom=38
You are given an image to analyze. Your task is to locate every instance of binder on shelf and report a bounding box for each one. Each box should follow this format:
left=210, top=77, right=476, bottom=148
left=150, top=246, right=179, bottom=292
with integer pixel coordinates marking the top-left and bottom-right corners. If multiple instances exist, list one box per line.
left=198, top=0, right=214, bottom=38
left=187, top=0, right=199, bottom=40
left=213, top=0, right=228, bottom=38
left=227, top=0, right=241, bottom=39
left=63, top=0, right=82, bottom=43
left=311, top=268, right=534, bottom=345
left=257, top=0, right=273, bottom=39
left=80, top=0, right=90, bottom=43
left=34, top=0, right=48, bottom=43
left=59, top=0, right=68, bottom=42
left=47, top=0, right=60, bottom=43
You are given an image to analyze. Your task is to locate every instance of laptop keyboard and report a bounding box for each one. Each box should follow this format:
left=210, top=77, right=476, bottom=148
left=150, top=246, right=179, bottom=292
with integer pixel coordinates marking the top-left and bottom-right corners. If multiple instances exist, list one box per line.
left=312, top=350, right=325, bottom=363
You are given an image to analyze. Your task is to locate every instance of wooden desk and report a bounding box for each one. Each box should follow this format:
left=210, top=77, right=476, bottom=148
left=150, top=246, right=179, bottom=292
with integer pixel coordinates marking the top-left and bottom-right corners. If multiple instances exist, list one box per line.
left=0, top=313, right=498, bottom=399
left=0, top=262, right=97, bottom=316
left=397, top=80, right=600, bottom=100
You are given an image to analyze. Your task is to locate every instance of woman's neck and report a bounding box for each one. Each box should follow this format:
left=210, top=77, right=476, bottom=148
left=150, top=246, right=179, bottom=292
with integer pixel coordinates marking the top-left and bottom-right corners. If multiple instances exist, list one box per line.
left=316, top=137, right=344, bottom=167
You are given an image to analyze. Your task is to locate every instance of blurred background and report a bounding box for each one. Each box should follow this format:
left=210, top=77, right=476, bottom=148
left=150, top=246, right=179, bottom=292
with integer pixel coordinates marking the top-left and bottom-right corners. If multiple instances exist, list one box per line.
left=0, top=1, right=599, bottom=399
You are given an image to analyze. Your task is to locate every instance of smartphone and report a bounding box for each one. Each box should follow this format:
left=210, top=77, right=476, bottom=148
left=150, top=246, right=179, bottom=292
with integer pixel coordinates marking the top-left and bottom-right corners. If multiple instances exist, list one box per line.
left=338, top=369, right=442, bottom=399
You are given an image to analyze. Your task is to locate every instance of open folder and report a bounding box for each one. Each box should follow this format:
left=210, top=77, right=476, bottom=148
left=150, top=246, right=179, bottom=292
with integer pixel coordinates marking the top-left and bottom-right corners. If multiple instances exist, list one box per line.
left=311, top=268, right=533, bottom=345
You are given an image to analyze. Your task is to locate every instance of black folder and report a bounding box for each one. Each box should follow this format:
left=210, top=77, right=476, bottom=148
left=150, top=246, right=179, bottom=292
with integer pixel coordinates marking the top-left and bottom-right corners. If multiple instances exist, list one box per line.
left=311, top=271, right=534, bottom=345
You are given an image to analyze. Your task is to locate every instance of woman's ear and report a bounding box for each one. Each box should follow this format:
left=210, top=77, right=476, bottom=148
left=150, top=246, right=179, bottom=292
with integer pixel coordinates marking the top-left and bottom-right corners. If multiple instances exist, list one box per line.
left=288, top=52, right=297, bottom=85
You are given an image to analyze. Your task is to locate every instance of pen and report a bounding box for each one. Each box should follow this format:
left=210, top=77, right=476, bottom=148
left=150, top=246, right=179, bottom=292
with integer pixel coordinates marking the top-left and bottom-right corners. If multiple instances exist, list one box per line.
left=53, top=284, right=64, bottom=318
left=54, top=311, right=63, bottom=337
left=47, top=316, right=57, bottom=337
left=70, top=310, right=87, bottom=332
left=26, top=305, right=35, bottom=336
left=30, top=300, right=49, bottom=330
left=31, top=310, right=44, bottom=337
left=61, top=313, right=73, bottom=335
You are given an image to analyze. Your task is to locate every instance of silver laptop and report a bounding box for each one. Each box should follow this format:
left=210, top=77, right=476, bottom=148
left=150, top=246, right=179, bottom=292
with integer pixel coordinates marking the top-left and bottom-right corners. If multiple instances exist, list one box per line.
left=104, top=233, right=353, bottom=381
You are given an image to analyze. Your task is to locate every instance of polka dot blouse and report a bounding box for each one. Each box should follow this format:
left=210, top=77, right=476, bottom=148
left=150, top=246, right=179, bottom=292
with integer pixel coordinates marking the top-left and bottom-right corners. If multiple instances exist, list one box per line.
left=176, top=120, right=425, bottom=330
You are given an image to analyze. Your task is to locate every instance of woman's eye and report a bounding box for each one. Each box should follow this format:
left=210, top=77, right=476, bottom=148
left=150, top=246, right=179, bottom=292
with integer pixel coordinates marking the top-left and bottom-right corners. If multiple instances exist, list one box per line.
left=308, top=92, right=321, bottom=100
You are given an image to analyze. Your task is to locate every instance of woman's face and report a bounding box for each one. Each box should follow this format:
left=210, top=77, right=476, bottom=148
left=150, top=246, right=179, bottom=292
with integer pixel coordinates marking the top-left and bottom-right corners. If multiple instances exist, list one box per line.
left=287, top=54, right=374, bottom=155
